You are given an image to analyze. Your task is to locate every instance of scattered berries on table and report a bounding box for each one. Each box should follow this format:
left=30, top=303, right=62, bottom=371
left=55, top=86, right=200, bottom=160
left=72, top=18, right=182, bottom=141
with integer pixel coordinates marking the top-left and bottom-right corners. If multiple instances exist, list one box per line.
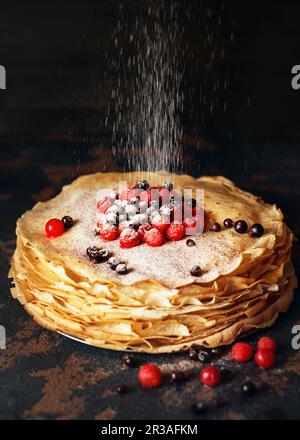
left=231, top=342, right=253, bottom=363
left=254, top=349, right=276, bottom=369
left=257, top=336, right=277, bottom=352
left=199, top=366, right=221, bottom=388
left=137, top=364, right=162, bottom=388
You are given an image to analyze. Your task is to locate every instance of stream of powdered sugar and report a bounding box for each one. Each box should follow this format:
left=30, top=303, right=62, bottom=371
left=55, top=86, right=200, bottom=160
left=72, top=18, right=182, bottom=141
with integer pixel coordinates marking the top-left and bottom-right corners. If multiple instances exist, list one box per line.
left=105, top=1, right=232, bottom=174
left=107, top=0, right=184, bottom=173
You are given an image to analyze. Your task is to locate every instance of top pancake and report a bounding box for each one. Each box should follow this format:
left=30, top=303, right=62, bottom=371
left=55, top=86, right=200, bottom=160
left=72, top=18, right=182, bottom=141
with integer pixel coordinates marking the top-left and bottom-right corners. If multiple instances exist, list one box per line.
left=16, top=172, right=286, bottom=289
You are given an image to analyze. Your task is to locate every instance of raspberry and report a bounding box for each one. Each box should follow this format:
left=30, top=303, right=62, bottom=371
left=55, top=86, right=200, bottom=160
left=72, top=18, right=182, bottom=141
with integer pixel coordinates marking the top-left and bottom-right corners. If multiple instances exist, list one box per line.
left=257, top=336, right=277, bottom=352
left=137, top=364, right=162, bottom=388
left=45, top=219, right=65, bottom=238
left=97, top=197, right=113, bottom=213
left=151, top=214, right=170, bottom=231
left=165, top=223, right=185, bottom=241
left=231, top=342, right=253, bottom=363
left=254, top=349, right=276, bottom=369
left=199, top=366, right=221, bottom=388
left=144, top=228, right=165, bottom=247
left=138, top=223, right=152, bottom=242
left=119, top=227, right=140, bottom=248
left=100, top=224, right=119, bottom=241
left=118, top=221, right=131, bottom=234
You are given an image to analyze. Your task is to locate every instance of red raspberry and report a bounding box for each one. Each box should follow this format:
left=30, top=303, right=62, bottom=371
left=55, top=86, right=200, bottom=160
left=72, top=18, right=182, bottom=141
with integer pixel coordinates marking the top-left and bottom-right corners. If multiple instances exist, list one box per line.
left=119, top=227, right=140, bottom=248
left=138, top=223, right=152, bottom=242
left=165, top=223, right=185, bottom=241
left=100, top=224, right=119, bottom=241
left=199, top=366, right=221, bottom=388
left=257, top=336, right=277, bottom=352
left=151, top=214, right=170, bottom=231
left=231, top=342, right=253, bottom=363
left=97, top=197, right=113, bottom=213
left=144, top=228, right=165, bottom=247
left=45, top=219, right=65, bottom=238
left=118, top=221, right=131, bottom=235
left=254, top=349, right=276, bottom=369
left=137, top=364, right=162, bottom=388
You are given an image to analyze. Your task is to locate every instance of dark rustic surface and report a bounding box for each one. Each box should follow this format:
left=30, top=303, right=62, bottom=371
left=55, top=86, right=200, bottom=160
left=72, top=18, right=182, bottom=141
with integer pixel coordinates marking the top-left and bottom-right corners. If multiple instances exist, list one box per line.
left=1, top=0, right=300, bottom=422
left=0, top=138, right=300, bottom=420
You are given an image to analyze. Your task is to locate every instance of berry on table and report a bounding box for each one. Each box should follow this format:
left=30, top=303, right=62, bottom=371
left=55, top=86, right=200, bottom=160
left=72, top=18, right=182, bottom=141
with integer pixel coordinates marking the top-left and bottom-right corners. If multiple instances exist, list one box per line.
left=107, top=256, right=122, bottom=270
left=241, top=381, right=256, bottom=396
left=119, top=228, right=140, bottom=248
left=254, top=349, right=276, bottom=369
left=144, top=228, right=165, bottom=247
left=257, top=336, right=277, bottom=352
left=137, top=364, right=162, bottom=388
left=165, top=223, right=185, bottom=241
left=45, top=219, right=65, bottom=238
left=231, top=342, right=253, bottom=363
left=199, top=366, right=221, bottom=388
left=100, top=224, right=119, bottom=241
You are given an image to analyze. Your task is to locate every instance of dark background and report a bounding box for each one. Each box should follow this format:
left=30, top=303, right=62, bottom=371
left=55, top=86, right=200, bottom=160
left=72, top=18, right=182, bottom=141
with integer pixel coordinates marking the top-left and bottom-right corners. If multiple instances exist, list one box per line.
left=1, top=0, right=300, bottom=421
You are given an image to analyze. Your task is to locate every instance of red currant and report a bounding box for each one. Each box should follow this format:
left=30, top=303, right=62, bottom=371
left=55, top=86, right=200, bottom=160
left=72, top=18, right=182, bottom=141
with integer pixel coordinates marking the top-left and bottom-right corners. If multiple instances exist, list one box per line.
left=137, top=364, right=162, bottom=388
left=254, top=349, right=276, bottom=369
left=119, top=228, right=140, bottom=248
left=151, top=214, right=170, bottom=231
left=165, top=223, right=185, bottom=241
left=137, top=223, right=152, bottom=242
left=199, top=366, right=221, bottom=388
left=144, top=228, right=165, bottom=247
left=231, top=342, right=253, bottom=363
left=100, top=224, right=119, bottom=241
left=45, top=218, right=65, bottom=238
left=257, top=336, right=277, bottom=352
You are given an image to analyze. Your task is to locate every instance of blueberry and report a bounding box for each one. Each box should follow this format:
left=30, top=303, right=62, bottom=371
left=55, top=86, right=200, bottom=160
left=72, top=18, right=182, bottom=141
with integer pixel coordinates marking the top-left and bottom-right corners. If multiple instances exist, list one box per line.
left=137, top=180, right=149, bottom=190
left=250, top=223, right=264, bottom=238
left=234, top=220, right=248, bottom=234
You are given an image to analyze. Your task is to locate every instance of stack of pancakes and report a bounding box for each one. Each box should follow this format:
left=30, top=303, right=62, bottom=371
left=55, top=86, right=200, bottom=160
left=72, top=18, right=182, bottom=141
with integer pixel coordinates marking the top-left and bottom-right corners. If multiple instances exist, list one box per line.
left=9, top=173, right=297, bottom=353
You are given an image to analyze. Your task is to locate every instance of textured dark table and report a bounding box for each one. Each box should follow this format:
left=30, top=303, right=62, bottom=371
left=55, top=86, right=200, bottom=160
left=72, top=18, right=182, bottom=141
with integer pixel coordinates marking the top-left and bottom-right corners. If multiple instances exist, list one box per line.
left=0, top=137, right=300, bottom=420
